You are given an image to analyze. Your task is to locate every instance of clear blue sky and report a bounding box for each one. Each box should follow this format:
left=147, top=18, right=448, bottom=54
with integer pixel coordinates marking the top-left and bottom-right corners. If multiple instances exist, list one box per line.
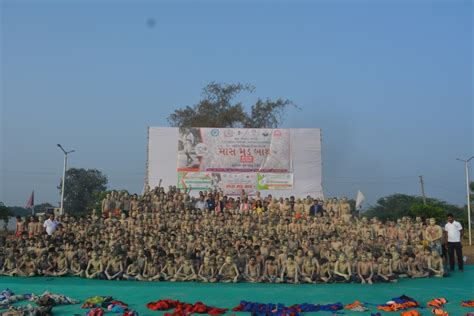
left=1, top=1, right=472, bottom=207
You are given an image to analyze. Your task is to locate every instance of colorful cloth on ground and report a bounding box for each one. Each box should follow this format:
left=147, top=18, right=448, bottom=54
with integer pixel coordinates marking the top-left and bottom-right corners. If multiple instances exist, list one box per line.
left=84, top=296, right=113, bottom=305
left=428, top=298, right=447, bottom=308
left=376, top=295, right=420, bottom=312
left=82, top=297, right=137, bottom=315
left=344, top=300, right=369, bottom=312
left=2, top=304, right=53, bottom=315
left=0, top=289, right=32, bottom=309
left=33, top=291, right=79, bottom=306
left=462, top=300, right=474, bottom=307
left=431, top=308, right=448, bottom=315
left=231, top=300, right=343, bottom=316
left=146, top=299, right=228, bottom=315
left=400, top=310, right=420, bottom=316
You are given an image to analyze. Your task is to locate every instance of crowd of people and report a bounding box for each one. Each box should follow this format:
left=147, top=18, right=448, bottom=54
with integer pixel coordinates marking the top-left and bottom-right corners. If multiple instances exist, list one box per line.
left=0, top=185, right=465, bottom=284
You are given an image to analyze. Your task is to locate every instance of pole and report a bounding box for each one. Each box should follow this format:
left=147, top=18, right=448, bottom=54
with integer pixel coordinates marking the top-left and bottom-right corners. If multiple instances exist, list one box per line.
left=60, top=153, right=67, bottom=216
left=419, top=175, right=426, bottom=205
left=464, top=160, right=472, bottom=246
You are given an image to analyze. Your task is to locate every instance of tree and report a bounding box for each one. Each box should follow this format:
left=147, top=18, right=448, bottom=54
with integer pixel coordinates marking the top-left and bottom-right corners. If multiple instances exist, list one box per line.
left=409, top=204, right=445, bottom=223
left=0, top=202, right=13, bottom=231
left=167, top=82, right=297, bottom=128
left=363, top=194, right=466, bottom=224
left=58, top=168, right=108, bottom=214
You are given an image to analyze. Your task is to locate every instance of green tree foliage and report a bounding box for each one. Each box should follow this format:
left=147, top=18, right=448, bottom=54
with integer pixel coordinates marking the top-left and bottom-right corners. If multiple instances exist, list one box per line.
left=409, top=204, right=445, bottom=223
left=363, top=194, right=466, bottom=224
left=167, top=82, right=297, bottom=128
left=58, top=168, right=108, bottom=214
left=0, top=202, right=13, bottom=231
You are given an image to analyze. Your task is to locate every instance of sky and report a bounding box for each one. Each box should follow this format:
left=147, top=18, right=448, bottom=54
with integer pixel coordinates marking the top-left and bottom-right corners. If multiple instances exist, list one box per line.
left=1, top=0, right=472, bottom=208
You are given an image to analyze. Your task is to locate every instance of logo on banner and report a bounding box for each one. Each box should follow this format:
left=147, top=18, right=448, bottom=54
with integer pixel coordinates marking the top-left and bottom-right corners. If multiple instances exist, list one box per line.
left=273, top=130, right=282, bottom=137
left=240, top=156, right=254, bottom=163
left=211, top=129, right=220, bottom=137
left=224, top=130, right=234, bottom=137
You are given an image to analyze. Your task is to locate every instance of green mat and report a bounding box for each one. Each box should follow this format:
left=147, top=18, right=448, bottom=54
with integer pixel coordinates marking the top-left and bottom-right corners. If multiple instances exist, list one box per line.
left=1, top=267, right=472, bottom=315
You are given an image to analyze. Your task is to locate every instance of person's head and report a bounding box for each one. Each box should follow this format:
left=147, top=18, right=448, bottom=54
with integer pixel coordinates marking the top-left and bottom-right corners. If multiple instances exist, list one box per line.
left=429, top=218, right=436, bottom=226
left=225, top=255, right=233, bottom=264
left=431, top=250, right=439, bottom=258
left=447, top=213, right=454, bottom=223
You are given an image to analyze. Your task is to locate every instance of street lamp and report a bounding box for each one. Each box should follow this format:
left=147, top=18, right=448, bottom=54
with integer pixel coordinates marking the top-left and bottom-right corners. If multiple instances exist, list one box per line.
left=57, top=144, right=75, bottom=216
left=456, top=156, right=474, bottom=246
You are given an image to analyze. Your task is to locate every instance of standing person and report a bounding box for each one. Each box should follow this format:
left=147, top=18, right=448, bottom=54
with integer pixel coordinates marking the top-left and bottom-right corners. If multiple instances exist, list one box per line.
left=43, top=213, right=59, bottom=236
left=206, top=193, right=216, bottom=213
left=443, top=213, right=464, bottom=272
left=14, top=216, right=25, bottom=238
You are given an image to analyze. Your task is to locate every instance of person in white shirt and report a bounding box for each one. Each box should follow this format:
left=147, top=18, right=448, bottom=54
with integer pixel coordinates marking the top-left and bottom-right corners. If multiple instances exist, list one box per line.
left=443, top=213, right=463, bottom=272
left=43, top=213, right=59, bottom=236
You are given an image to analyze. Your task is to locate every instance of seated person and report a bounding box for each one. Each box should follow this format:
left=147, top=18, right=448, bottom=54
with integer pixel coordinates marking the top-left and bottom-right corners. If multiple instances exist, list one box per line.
left=16, top=253, right=36, bottom=277
left=43, top=253, right=57, bottom=276
left=300, top=250, right=319, bottom=283
left=198, top=256, right=217, bottom=283
left=319, top=258, right=333, bottom=283
left=85, top=252, right=105, bottom=279
left=175, top=258, right=197, bottom=281
left=105, top=254, right=124, bottom=280
left=262, top=256, right=279, bottom=283
left=407, top=255, right=429, bottom=279
left=376, top=257, right=398, bottom=282
left=53, top=252, right=70, bottom=276
left=427, top=250, right=446, bottom=278
left=160, top=256, right=178, bottom=281
left=123, top=260, right=144, bottom=281
left=243, top=256, right=260, bottom=283
left=218, top=255, right=240, bottom=283
left=333, top=254, right=354, bottom=283
left=35, top=253, right=49, bottom=276
left=356, top=254, right=373, bottom=284
left=70, top=254, right=85, bottom=277
left=279, top=255, right=300, bottom=284
left=142, top=256, right=161, bottom=281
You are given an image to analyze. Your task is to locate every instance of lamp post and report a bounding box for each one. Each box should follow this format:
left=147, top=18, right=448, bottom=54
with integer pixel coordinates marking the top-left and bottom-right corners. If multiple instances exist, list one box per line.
left=456, top=156, right=474, bottom=246
left=57, top=144, right=75, bottom=216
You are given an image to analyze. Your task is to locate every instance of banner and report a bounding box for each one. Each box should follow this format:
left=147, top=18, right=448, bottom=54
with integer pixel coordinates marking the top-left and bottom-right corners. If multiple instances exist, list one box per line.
left=177, top=128, right=291, bottom=173
left=147, top=127, right=323, bottom=199
left=177, top=172, right=257, bottom=195
left=257, top=173, right=293, bottom=190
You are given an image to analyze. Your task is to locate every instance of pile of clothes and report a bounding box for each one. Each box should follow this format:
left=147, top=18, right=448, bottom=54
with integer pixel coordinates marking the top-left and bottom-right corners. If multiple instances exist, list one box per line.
left=82, top=296, right=138, bottom=316
left=376, top=295, right=420, bottom=312
left=344, top=301, right=370, bottom=312
left=231, top=301, right=343, bottom=316
left=146, top=299, right=228, bottom=315
left=0, top=289, right=79, bottom=316
left=427, top=298, right=448, bottom=316
left=0, top=289, right=32, bottom=309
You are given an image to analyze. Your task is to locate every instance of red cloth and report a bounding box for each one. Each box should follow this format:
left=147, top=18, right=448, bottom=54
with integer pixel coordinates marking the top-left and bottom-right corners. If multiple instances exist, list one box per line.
left=146, top=299, right=227, bottom=315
